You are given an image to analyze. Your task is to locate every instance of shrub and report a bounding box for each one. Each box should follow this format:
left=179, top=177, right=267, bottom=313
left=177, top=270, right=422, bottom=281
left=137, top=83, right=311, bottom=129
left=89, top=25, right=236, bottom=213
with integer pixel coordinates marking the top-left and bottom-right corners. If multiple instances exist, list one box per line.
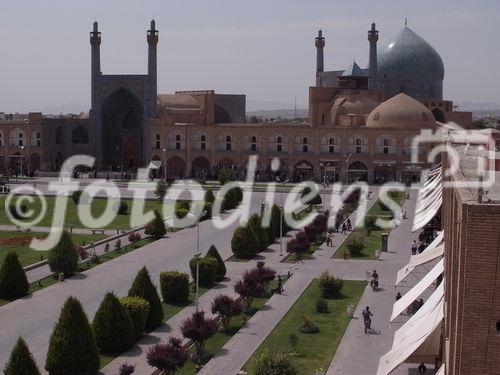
left=205, top=244, right=226, bottom=281
left=319, top=271, right=344, bottom=299
left=252, top=350, right=297, bottom=375
left=117, top=200, right=128, bottom=215
left=234, top=270, right=265, bottom=309
left=269, top=204, right=282, bottom=242
left=223, top=188, right=238, bottom=211
left=76, top=246, right=88, bottom=261
left=144, top=210, right=166, bottom=239
left=128, top=232, right=141, bottom=243
left=204, top=189, right=215, bottom=204
left=300, top=186, right=322, bottom=208
left=159, top=271, right=189, bottom=303
left=347, top=237, right=365, bottom=257
left=8, top=203, right=28, bottom=220
left=120, top=296, right=150, bottom=339
left=255, top=262, right=276, bottom=294
left=48, top=230, right=78, bottom=277
left=286, top=231, right=310, bottom=260
left=316, top=298, right=329, bottom=313
left=189, top=257, right=218, bottom=286
left=211, top=294, right=242, bottom=331
left=175, top=208, right=188, bottom=219
left=71, top=190, right=83, bottom=205
left=218, top=168, right=236, bottom=185
left=176, top=200, right=191, bottom=211
left=154, top=180, right=168, bottom=200
left=92, top=292, right=135, bottom=353
left=4, top=336, right=41, bottom=375
left=364, top=215, right=378, bottom=236
left=203, top=201, right=213, bottom=220
left=180, top=311, right=218, bottom=357
left=298, top=314, right=320, bottom=333
left=234, top=186, right=243, bottom=204
left=147, top=337, right=188, bottom=375
left=128, top=267, right=164, bottom=330
left=0, top=252, right=29, bottom=299
left=231, top=226, right=259, bottom=258
left=45, top=297, right=99, bottom=375
left=118, top=363, right=135, bottom=375
left=248, top=214, right=269, bottom=251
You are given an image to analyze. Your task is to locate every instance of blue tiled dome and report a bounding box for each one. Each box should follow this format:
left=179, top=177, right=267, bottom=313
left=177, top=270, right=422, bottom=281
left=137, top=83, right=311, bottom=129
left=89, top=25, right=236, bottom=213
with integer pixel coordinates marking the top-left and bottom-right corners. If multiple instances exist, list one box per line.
left=377, top=27, right=444, bottom=100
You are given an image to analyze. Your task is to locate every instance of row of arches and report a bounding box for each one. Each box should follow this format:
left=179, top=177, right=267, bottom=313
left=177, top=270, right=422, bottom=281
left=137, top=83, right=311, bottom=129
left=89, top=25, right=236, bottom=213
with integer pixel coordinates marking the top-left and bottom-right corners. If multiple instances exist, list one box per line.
left=152, top=131, right=419, bottom=155
left=54, top=126, right=89, bottom=145
left=148, top=154, right=401, bottom=184
left=0, top=129, right=42, bottom=148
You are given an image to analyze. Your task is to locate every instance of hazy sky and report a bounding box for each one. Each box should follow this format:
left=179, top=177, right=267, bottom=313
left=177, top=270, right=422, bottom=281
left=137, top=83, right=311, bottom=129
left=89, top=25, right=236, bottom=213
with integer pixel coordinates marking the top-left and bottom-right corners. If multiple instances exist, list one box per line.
left=1, top=0, right=499, bottom=112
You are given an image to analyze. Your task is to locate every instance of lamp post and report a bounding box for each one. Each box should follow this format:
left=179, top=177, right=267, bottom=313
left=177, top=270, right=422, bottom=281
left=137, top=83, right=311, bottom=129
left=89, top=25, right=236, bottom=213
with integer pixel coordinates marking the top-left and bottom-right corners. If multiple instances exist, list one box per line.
left=162, top=148, right=167, bottom=180
left=188, top=210, right=207, bottom=311
left=19, top=145, right=24, bottom=179
left=277, top=177, right=289, bottom=256
left=344, top=153, right=352, bottom=184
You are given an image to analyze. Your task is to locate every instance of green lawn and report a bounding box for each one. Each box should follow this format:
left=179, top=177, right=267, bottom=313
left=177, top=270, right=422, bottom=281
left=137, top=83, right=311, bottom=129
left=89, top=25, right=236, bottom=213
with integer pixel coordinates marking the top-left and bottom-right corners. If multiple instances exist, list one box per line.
left=174, top=278, right=285, bottom=375
left=0, top=195, right=175, bottom=230
left=0, top=238, right=153, bottom=307
left=243, top=279, right=366, bottom=374
left=333, top=191, right=406, bottom=260
left=0, top=231, right=107, bottom=267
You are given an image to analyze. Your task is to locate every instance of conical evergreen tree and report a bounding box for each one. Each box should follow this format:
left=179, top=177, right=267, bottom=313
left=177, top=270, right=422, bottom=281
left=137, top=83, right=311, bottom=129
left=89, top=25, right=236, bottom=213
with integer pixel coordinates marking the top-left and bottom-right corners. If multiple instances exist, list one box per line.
left=204, top=189, right=215, bottom=204
left=92, top=292, right=135, bottom=353
left=231, top=226, right=259, bottom=258
left=205, top=244, right=226, bottom=281
left=145, top=210, right=167, bottom=239
left=248, top=214, right=269, bottom=251
left=47, top=230, right=78, bottom=276
left=0, top=251, right=29, bottom=299
left=128, top=267, right=164, bottom=330
left=4, top=336, right=41, bottom=375
left=270, top=204, right=282, bottom=242
left=45, top=296, right=99, bottom=375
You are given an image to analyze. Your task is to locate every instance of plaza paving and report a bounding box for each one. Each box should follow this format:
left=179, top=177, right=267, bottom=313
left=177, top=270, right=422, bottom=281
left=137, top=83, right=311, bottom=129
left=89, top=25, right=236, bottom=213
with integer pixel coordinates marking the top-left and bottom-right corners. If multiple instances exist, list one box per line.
left=0, top=183, right=426, bottom=375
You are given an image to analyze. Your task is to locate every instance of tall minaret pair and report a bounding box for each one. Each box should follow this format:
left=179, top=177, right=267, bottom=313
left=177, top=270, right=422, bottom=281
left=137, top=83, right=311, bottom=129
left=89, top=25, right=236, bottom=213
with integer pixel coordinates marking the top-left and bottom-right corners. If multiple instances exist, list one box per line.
left=314, top=23, right=379, bottom=89
left=89, top=20, right=158, bottom=116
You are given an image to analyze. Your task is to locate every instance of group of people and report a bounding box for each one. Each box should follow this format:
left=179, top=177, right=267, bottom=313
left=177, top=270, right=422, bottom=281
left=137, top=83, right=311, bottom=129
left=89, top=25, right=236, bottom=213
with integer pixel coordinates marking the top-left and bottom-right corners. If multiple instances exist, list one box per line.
left=410, top=239, right=427, bottom=255
left=341, top=217, right=352, bottom=235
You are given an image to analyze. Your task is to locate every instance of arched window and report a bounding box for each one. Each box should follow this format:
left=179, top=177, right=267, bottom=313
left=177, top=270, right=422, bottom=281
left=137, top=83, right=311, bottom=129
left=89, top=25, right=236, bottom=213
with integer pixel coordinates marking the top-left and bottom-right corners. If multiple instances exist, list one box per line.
left=302, top=137, right=309, bottom=153
left=250, top=136, right=257, bottom=152
left=383, top=138, right=390, bottom=154
left=200, top=135, right=206, bottom=150
left=277, top=136, right=282, bottom=143
left=225, top=135, right=232, bottom=151
left=0, top=132, right=3, bottom=147
left=329, top=138, right=335, bottom=153
left=35, top=132, right=41, bottom=147
left=155, top=134, right=161, bottom=149
left=355, top=138, right=362, bottom=153
left=175, top=134, right=181, bottom=150
left=55, top=127, right=63, bottom=145
left=71, top=126, right=88, bottom=144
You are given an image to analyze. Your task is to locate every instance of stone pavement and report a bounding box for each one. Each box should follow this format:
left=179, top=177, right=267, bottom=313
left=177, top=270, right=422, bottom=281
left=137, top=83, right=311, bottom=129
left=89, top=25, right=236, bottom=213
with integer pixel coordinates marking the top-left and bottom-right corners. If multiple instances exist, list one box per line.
left=326, top=192, right=419, bottom=375
left=0, top=193, right=270, bottom=372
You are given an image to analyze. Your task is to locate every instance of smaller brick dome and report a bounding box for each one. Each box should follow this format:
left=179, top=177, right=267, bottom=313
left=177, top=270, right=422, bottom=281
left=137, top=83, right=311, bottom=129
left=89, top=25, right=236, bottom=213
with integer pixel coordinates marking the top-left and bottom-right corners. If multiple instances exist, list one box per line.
left=366, top=93, right=436, bottom=130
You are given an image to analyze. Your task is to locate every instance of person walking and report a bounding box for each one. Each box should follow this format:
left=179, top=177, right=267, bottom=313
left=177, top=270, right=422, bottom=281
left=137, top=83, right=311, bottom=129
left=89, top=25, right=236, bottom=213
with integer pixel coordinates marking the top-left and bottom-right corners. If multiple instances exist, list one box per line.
left=346, top=218, right=352, bottom=231
left=341, top=222, right=347, bottom=235
left=411, top=240, right=418, bottom=255
left=396, top=292, right=402, bottom=301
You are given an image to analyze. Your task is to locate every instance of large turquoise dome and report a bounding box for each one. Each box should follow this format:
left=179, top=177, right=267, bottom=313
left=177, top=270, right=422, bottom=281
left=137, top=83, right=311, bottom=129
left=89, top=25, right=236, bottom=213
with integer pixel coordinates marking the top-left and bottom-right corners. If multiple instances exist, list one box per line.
left=377, top=27, right=444, bottom=100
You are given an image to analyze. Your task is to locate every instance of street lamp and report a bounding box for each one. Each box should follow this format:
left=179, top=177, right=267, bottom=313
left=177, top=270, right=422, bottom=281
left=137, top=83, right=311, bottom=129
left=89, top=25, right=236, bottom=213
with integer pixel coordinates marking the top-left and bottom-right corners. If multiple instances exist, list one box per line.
left=276, top=177, right=289, bottom=256
left=18, top=145, right=24, bottom=179
left=188, top=210, right=207, bottom=311
left=162, top=148, right=167, bottom=180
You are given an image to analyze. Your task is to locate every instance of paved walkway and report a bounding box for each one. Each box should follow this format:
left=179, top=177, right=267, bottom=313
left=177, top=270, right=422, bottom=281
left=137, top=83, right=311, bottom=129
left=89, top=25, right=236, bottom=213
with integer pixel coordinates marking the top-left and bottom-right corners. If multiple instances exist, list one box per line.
left=0, top=193, right=270, bottom=372
left=325, top=193, right=418, bottom=375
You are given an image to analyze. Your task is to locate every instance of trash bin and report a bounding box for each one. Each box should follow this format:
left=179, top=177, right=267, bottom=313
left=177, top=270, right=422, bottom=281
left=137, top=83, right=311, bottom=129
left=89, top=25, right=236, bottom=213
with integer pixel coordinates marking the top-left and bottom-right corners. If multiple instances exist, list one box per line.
left=375, top=250, right=381, bottom=259
left=58, top=272, right=65, bottom=282
left=347, top=304, right=354, bottom=317
left=381, top=233, right=389, bottom=252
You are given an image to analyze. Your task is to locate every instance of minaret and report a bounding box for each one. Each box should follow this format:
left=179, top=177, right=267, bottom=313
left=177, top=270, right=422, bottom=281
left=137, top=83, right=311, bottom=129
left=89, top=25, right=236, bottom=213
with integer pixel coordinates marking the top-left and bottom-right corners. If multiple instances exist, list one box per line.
left=368, top=22, right=379, bottom=90
left=147, top=19, right=158, bottom=117
left=90, top=21, right=101, bottom=114
left=315, top=30, right=325, bottom=86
